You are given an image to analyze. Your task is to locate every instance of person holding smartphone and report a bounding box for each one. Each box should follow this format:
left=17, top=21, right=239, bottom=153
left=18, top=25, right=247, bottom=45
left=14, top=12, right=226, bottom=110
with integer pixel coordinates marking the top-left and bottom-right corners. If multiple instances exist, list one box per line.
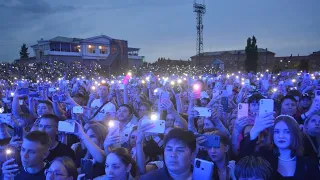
left=196, top=131, right=236, bottom=180
left=1, top=131, right=50, bottom=180
left=239, top=115, right=320, bottom=179
left=35, top=114, right=75, bottom=162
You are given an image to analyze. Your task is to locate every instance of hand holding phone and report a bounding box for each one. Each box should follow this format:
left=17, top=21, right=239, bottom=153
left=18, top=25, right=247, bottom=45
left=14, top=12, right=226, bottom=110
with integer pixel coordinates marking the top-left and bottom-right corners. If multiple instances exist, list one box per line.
left=194, top=107, right=212, bottom=117
left=237, top=103, right=248, bottom=119
left=193, top=158, right=214, bottom=179
left=141, top=115, right=165, bottom=134
left=80, top=159, right=94, bottom=180
left=58, top=121, right=76, bottom=133
left=72, top=106, right=84, bottom=114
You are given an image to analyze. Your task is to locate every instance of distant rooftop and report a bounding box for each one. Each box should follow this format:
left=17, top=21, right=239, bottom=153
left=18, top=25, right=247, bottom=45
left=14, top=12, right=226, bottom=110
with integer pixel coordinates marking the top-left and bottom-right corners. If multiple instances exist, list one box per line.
left=191, top=48, right=275, bottom=57
left=48, top=36, right=83, bottom=43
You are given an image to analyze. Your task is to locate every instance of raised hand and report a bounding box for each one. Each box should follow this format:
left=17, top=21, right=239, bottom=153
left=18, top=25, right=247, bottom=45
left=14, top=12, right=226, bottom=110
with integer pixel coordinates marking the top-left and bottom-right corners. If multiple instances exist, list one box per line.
left=250, top=112, right=275, bottom=140
left=2, top=159, right=19, bottom=179
left=9, top=136, right=23, bottom=149
left=234, top=117, right=249, bottom=133
left=104, top=126, right=121, bottom=149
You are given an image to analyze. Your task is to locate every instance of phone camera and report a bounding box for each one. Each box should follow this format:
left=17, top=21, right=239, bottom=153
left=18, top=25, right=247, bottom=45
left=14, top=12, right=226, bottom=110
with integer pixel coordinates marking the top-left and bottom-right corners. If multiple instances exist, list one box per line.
left=195, top=160, right=201, bottom=168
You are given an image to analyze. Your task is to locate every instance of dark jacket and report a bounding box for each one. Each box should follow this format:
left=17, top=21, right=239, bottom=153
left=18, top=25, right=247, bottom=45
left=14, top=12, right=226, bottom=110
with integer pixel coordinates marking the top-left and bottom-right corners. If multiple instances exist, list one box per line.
left=239, top=134, right=320, bottom=180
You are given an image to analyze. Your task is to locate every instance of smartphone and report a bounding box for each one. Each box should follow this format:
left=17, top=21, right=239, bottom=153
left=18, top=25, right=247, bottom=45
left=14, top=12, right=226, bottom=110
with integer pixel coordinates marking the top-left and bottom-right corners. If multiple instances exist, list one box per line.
left=28, top=92, right=40, bottom=97
left=108, top=120, right=121, bottom=147
left=141, top=117, right=165, bottom=134
left=214, top=82, right=222, bottom=89
left=193, top=158, right=214, bottom=179
left=58, top=121, right=76, bottom=133
left=14, top=126, right=23, bottom=140
left=259, top=99, right=274, bottom=116
left=226, top=85, right=233, bottom=96
left=58, top=94, right=66, bottom=102
left=238, top=103, right=249, bottom=119
left=118, top=84, right=125, bottom=90
left=80, top=159, right=94, bottom=180
left=18, top=88, right=29, bottom=95
left=160, top=91, right=170, bottom=103
left=172, top=85, right=181, bottom=94
left=221, top=97, right=228, bottom=112
left=0, top=113, right=11, bottom=123
left=196, top=134, right=220, bottom=148
left=72, top=106, right=84, bottom=114
left=2, top=98, right=11, bottom=103
left=194, top=107, right=212, bottom=117
left=48, top=87, right=58, bottom=93
left=244, top=79, right=250, bottom=86
left=52, top=95, right=59, bottom=102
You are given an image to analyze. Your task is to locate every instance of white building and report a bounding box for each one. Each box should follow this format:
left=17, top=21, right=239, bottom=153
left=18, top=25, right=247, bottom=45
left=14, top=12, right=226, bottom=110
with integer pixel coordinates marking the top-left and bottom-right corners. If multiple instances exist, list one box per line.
left=30, top=35, right=143, bottom=68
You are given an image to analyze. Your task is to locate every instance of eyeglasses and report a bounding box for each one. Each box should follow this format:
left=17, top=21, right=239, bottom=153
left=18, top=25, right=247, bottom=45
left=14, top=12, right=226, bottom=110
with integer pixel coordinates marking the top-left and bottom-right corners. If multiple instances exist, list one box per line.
left=45, top=169, right=68, bottom=177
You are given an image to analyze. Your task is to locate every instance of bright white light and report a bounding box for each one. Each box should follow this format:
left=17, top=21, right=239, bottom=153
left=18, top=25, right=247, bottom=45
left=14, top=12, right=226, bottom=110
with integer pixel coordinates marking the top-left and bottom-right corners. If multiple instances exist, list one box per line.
left=108, top=121, right=115, bottom=127
left=177, top=79, right=182, bottom=84
left=6, top=149, right=12, bottom=155
left=292, top=79, right=296, bottom=83
left=273, top=88, right=277, bottom=92
left=151, top=114, right=157, bottom=121
left=142, top=80, right=145, bottom=84
left=101, top=80, right=106, bottom=84
left=170, top=81, right=175, bottom=85
left=193, top=84, right=200, bottom=91
left=91, top=86, right=96, bottom=90
left=10, top=92, right=14, bottom=96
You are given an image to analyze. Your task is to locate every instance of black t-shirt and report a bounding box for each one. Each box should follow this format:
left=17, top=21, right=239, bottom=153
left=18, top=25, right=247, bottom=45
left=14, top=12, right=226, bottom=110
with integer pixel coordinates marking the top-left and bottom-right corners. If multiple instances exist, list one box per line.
left=46, top=141, right=76, bottom=162
left=13, top=163, right=48, bottom=180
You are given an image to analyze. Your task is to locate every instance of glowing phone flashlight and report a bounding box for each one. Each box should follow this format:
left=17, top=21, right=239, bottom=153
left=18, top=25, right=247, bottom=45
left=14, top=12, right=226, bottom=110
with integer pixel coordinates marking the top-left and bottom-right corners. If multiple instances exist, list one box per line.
left=151, top=114, right=158, bottom=121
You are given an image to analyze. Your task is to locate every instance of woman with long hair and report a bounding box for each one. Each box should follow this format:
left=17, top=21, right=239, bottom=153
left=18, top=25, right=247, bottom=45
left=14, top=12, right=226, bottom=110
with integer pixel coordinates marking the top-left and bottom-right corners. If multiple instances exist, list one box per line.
left=94, top=148, right=137, bottom=180
left=239, top=114, right=320, bottom=179
left=197, top=130, right=235, bottom=180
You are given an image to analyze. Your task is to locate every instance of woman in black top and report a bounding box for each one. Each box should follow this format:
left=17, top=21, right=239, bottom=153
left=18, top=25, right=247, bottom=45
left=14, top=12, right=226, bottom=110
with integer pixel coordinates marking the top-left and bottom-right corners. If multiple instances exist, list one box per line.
left=197, top=130, right=236, bottom=180
left=239, top=114, right=320, bottom=180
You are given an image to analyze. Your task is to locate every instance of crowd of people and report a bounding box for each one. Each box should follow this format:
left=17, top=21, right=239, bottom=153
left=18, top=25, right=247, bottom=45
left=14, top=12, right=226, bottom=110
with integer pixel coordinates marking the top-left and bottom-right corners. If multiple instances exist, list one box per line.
left=0, top=63, right=320, bottom=180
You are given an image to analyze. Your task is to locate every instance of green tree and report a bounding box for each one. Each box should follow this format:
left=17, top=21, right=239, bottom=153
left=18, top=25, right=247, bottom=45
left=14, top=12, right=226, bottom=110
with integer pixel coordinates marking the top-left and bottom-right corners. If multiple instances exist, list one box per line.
left=245, top=36, right=258, bottom=72
left=19, top=43, right=29, bottom=59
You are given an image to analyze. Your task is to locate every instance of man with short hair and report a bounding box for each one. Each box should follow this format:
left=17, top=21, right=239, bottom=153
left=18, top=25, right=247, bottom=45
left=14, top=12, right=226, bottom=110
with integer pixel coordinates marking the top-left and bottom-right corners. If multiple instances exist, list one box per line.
left=88, top=84, right=116, bottom=122
left=35, top=114, right=75, bottom=162
left=140, top=128, right=196, bottom=180
left=2, top=131, right=51, bottom=180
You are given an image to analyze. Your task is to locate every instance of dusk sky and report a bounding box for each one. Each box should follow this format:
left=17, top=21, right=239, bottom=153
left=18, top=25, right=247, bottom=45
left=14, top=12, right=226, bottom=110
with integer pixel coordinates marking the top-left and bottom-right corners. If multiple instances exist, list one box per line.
left=0, top=0, right=319, bottom=62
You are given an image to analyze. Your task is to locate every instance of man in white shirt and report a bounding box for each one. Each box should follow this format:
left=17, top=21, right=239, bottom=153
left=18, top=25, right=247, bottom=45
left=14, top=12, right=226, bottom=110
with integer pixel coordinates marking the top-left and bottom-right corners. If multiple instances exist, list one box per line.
left=89, top=84, right=116, bottom=122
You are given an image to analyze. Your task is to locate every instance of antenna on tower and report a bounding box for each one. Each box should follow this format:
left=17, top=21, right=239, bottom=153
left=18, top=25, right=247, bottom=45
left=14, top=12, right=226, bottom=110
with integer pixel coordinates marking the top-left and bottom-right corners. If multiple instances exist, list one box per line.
left=193, top=0, right=206, bottom=59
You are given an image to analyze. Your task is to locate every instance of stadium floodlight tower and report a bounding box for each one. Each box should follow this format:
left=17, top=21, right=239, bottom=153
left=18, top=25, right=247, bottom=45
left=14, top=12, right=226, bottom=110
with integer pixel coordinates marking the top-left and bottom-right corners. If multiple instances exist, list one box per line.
left=193, top=0, right=206, bottom=63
